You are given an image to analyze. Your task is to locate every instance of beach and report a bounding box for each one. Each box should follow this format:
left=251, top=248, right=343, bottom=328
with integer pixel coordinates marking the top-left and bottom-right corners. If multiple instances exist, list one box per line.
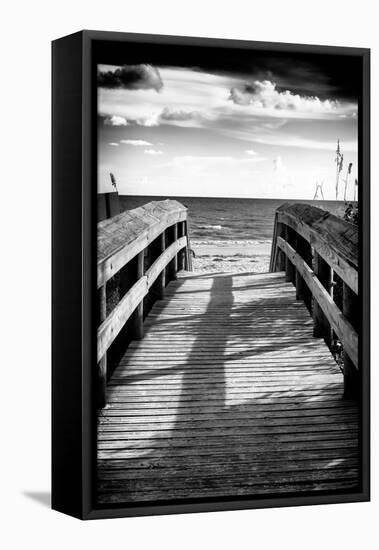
left=191, top=239, right=272, bottom=273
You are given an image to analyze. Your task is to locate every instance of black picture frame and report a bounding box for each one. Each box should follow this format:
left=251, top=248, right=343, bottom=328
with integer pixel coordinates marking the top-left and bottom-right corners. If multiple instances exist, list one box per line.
left=52, top=30, right=370, bottom=520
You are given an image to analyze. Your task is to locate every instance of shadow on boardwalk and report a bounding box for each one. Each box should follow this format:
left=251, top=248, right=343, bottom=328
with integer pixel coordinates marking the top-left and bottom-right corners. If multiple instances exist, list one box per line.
left=97, top=272, right=359, bottom=504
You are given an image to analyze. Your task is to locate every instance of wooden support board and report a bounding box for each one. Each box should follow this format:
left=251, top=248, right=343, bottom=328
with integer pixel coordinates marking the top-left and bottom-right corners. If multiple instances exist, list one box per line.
left=97, top=271, right=359, bottom=504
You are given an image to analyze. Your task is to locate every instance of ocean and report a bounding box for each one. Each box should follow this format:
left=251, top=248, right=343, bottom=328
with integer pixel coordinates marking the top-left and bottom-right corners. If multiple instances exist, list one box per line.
left=119, top=196, right=347, bottom=243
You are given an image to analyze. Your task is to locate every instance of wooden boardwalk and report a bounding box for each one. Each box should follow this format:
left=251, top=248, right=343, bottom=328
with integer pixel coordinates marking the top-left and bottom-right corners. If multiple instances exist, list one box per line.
left=97, top=271, right=359, bottom=504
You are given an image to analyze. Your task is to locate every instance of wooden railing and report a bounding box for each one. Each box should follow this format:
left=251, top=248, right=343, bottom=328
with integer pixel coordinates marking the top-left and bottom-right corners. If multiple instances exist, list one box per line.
left=270, top=203, right=359, bottom=399
left=97, top=199, right=192, bottom=407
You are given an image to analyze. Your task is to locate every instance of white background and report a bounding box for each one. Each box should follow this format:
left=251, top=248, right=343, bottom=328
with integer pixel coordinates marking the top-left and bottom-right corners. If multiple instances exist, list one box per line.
left=1, top=1, right=377, bottom=548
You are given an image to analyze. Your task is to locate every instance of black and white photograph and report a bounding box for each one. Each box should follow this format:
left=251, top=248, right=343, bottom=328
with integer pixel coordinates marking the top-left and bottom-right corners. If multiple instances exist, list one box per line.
left=3, top=0, right=378, bottom=541
left=95, top=37, right=366, bottom=507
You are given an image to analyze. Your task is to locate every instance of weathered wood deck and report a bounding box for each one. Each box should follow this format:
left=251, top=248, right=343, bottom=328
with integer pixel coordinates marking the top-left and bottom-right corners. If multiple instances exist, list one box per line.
left=97, top=270, right=359, bottom=504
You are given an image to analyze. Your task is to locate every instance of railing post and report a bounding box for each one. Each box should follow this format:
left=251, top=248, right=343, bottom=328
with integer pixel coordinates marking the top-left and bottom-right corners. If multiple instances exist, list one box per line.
left=285, top=225, right=295, bottom=283
left=178, top=221, right=186, bottom=272
left=130, top=251, right=144, bottom=339
left=295, top=234, right=312, bottom=312
left=184, top=220, right=191, bottom=270
left=275, top=222, right=286, bottom=271
left=157, top=231, right=166, bottom=299
left=313, top=253, right=332, bottom=347
left=98, top=284, right=107, bottom=408
left=167, top=223, right=178, bottom=281
left=342, top=283, right=359, bottom=399
left=185, top=220, right=194, bottom=271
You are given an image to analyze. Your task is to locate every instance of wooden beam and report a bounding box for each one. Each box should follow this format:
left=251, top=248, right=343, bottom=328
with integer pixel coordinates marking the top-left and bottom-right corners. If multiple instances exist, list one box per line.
left=270, top=219, right=286, bottom=273
left=277, top=237, right=358, bottom=369
left=269, top=212, right=278, bottom=272
left=130, top=251, right=144, bottom=340
left=178, top=222, right=186, bottom=272
left=185, top=221, right=194, bottom=271
left=342, top=283, right=360, bottom=399
left=98, top=285, right=107, bottom=408
left=295, top=234, right=312, bottom=312
left=313, top=253, right=332, bottom=347
left=167, top=224, right=178, bottom=281
left=158, top=231, right=166, bottom=299
left=285, top=226, right=296, bottom=284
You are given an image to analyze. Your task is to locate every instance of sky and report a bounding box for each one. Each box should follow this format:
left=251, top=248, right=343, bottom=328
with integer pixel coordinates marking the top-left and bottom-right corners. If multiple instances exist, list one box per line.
left=97, top=46, right=359, bottom=200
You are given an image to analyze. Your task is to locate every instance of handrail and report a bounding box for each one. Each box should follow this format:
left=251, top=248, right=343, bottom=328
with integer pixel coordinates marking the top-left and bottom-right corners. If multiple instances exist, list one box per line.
left=270, top=203, right=359, bottom=399
left=98, top=199, right=188, bottom=288
left=97, top=236, right=187, bottom=362
left=270, top=203, right=358, bottom=293
left=97, top=199, right=192, bottom=407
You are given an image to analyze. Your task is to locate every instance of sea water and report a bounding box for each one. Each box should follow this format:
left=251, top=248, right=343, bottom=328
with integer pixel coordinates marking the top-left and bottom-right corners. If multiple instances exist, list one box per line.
left=119, top=196, right=346, bottom=243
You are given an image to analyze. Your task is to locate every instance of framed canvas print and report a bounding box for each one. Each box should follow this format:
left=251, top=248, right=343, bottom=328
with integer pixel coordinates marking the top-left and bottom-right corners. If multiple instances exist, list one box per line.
left=52, top=30, right=370, bottom=520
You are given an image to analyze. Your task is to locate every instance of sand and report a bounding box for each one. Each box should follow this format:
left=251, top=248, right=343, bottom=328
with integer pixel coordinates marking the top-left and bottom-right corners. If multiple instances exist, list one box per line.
left=190, top=240, right=272, bottom=274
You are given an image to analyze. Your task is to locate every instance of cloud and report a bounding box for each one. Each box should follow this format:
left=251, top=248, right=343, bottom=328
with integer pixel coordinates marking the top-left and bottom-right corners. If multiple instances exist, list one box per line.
left=144, top=149, right=163, bottom=155
left=98, top=67, right=231, bottom=128
left=104, top=115, right=128, bottom=126
left=245, top=149, right=257, bottom=155
left=252, top=134, right=358, bottom=153
left=160, top=107, right=200, bottom=121
left=136, top=112, right=161, bottom=127
left=158, top=155, right=266, bottom=170
left=98, top=64, right=163, bottom=91
left=135, top=107, right=211, bottom=128
left=120, top=139, right=153, bottom=146
left=229, top=80, right=350, bottom=116
left=108, top=142, right=119, bottom=147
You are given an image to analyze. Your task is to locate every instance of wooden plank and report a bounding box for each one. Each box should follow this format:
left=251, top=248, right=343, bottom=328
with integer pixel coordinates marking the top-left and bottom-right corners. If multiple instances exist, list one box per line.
left=98, top=415, right=357, bottom=433
left=277, top=237, right=358, bottom=368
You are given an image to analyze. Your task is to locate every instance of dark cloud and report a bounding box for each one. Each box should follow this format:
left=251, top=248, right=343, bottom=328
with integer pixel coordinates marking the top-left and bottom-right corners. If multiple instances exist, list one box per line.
left=98, top=64, right=163, bottom=91
left=229, top=84, right=260, bottom=106
left=95, top=40, right=361, bottom=101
